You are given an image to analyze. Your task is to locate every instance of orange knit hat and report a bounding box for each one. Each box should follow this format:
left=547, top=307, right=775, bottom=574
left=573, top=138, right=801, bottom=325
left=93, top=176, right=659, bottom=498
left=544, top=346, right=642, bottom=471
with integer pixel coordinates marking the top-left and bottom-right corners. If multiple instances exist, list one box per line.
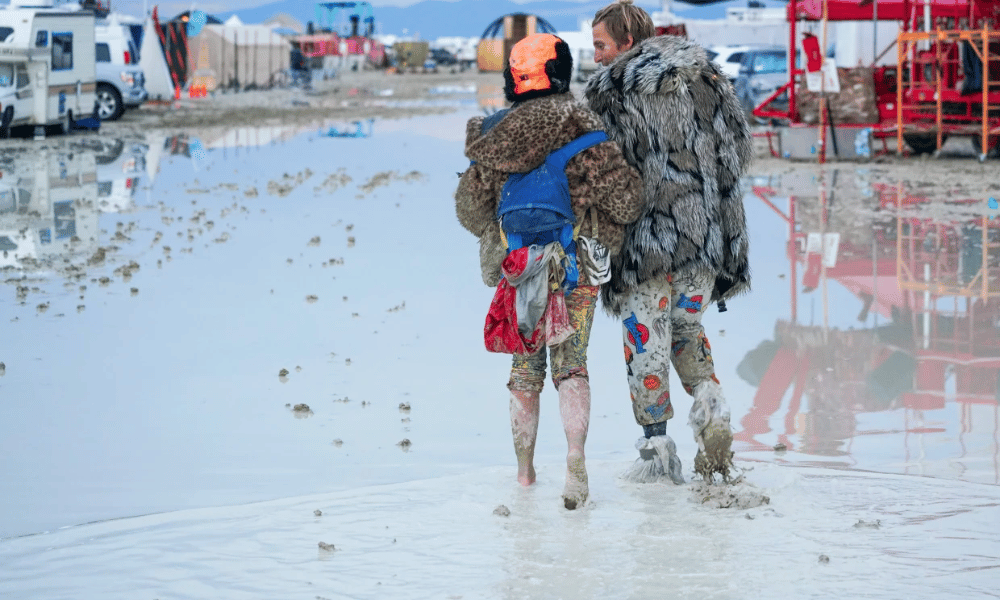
left=509, top=33, right=560, bottom=95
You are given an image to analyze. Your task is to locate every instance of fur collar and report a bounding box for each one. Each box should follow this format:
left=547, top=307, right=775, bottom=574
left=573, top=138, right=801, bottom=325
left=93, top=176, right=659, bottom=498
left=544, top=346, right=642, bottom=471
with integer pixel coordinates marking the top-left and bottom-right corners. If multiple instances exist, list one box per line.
left=586, top=35, right=714, bottom=101
left=464, top=93, right=589, bottom=173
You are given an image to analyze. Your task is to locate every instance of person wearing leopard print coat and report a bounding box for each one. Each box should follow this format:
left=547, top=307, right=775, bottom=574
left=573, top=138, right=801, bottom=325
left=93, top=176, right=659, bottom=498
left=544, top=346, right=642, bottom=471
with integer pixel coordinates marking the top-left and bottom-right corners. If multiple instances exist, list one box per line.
left=585, top=0, right=753, bottom=482
left=455, top=33, right=644, bottom=510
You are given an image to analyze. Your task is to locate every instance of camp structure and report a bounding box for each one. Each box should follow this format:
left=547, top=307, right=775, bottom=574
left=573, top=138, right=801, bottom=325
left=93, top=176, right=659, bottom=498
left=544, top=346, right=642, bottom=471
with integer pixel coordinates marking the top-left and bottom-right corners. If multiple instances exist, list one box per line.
left=476, top=13, right=557, bottom=72
left=0, top=0, right=98, bottom=136
left=180, top=15, right=294, bottom=92
left=291, top=2, right=386, bottom=77
left=142, top=10, right=295, bottom=97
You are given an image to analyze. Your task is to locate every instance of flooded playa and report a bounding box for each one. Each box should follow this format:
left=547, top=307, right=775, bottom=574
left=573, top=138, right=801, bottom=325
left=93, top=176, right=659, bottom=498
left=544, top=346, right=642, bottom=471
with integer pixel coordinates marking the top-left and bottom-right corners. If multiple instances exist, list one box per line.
left=1, top=71, right=998, bottom=598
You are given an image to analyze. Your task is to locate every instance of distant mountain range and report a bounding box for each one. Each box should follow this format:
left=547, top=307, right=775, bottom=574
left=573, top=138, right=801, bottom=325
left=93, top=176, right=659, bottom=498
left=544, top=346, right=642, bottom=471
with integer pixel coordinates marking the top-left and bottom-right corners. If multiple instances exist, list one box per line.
left=211, top=0, right=785, bottom=39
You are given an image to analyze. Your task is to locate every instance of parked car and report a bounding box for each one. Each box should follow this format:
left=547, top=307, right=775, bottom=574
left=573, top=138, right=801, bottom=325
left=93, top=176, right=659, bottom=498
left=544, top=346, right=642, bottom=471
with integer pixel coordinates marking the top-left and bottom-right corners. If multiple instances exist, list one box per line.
left=705, top=44, right=757, bottom=81
left=94, top=18, right=147, bottom=121
left=428, top=47, right=457, bottom=66
left=733, top=46, right=790, bottom=120
left=576, top=47, right=599, bottom=82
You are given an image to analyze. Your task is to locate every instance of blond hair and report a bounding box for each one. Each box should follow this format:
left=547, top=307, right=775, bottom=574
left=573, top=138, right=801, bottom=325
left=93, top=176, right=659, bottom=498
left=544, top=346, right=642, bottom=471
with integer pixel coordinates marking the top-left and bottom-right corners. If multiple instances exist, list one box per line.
left=593, top=0, right=655, bottom=48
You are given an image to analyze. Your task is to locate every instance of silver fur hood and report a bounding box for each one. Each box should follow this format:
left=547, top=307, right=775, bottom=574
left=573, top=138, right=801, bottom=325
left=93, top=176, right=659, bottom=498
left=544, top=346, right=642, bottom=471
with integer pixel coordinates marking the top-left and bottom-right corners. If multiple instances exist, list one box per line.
left=584, top=34, right=753, bottom=314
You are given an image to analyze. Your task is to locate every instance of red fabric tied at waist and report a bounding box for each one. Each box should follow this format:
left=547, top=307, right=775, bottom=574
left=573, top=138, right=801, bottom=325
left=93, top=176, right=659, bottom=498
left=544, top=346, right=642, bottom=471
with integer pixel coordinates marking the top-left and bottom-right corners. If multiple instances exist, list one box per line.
left=484, top=246, right=573, bottom=354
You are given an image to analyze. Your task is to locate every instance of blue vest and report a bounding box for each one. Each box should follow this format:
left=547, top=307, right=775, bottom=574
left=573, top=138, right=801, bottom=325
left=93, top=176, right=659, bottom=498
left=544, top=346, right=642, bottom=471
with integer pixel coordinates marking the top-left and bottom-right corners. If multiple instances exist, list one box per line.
left=478, top=109, right=608, bottom=293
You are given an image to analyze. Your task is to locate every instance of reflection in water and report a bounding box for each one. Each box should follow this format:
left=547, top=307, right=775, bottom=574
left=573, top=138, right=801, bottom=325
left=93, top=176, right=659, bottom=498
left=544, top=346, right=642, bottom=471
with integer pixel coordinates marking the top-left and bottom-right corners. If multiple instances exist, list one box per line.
left=0, top=145, right=99, bottom=272
left=320, top=119, right=374, bottom=138
left=0, top=138, right=152, bottom=278
left=739, top=169, right=1000, bottom=483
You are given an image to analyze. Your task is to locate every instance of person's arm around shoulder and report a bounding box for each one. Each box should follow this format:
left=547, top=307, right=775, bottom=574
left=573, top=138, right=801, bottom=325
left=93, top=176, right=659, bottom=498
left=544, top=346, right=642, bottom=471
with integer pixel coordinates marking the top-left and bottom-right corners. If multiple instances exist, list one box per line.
left=566, top=134, right=645, bottom=226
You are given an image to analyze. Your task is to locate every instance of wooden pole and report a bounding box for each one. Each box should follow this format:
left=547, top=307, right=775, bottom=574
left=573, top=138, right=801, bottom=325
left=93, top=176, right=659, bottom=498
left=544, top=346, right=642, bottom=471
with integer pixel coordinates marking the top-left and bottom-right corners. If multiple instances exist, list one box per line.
left=819, top=0, right=829, bottom=163
left=873, top=0, right=879, bottom=65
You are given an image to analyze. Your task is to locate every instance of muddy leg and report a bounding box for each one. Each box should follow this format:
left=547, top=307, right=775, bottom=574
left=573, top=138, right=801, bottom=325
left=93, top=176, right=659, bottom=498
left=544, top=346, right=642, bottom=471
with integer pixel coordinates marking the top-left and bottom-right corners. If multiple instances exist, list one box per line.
left=558, top=377, right=590, bottom=509
left=509, top=389, right=540, bottom=486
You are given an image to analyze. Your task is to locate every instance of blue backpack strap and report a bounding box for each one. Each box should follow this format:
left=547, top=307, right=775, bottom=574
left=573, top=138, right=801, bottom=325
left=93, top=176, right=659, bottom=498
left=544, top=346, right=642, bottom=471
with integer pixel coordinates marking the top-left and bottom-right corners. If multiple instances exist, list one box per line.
left=480, top=108, right=510, bottom=135
left=545, top=131, right=608, bottom=172
left=559, top=223, right=579, bottom=294
left=470, top=109, right=510, bottom=166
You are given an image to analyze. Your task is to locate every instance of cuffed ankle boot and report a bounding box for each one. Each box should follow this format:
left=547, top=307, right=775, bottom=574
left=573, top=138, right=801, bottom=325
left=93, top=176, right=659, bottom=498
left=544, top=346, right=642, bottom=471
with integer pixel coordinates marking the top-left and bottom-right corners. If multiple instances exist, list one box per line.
left=623, top=428, right=685, bottom=484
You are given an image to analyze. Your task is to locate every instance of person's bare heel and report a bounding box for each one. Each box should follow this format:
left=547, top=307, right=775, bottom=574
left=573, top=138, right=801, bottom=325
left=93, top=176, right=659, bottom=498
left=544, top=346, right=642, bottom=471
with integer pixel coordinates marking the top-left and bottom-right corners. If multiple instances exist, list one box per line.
left=562, top=450, right=589, bottom=510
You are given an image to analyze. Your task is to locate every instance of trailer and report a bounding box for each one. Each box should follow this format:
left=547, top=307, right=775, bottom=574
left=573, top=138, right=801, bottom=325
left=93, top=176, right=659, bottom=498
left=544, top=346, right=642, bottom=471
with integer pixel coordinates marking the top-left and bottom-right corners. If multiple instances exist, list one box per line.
left=754, top=0, right=1000, bottom=160
left=0, top=0, right=97, bottom=137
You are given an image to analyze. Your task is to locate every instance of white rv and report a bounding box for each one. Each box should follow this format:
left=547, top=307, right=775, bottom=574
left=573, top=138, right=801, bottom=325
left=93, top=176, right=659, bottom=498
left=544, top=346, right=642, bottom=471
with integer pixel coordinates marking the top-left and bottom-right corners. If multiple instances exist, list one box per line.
left=0, top=0, right=97, bottom=136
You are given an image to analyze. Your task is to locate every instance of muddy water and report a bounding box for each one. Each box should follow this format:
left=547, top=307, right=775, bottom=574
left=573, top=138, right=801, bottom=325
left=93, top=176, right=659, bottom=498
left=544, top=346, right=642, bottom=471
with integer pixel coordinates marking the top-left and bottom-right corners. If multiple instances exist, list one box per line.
left=1, top=100, right=997, bottom=540
left=732, top=164, right=1000, bottom=484
left=0, top=114, right=501, bottom=538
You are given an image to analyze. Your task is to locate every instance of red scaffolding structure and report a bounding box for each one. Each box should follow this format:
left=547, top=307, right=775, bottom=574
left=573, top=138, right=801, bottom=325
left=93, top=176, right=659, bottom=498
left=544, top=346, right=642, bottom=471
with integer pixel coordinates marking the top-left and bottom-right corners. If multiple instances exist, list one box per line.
left=755, top=0, right=1000, bottom=159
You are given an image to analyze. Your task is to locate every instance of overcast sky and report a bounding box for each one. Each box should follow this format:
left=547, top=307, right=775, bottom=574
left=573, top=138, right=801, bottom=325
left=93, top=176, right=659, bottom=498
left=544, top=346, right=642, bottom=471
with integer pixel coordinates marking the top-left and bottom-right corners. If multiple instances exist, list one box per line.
left=112, top=0, right=607, bottom=19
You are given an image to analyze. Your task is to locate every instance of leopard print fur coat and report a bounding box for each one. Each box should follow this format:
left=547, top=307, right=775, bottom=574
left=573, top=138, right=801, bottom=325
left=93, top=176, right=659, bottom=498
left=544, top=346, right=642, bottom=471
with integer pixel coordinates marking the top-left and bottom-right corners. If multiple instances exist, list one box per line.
left=584, top=34, right=753, bottom=315
left=455, top=92, right=644, bottom=287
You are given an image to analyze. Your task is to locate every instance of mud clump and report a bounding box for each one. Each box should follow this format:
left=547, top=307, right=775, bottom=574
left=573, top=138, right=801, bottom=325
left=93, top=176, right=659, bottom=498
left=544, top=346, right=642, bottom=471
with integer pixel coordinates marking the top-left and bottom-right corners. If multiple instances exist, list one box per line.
left=493, top=505, right=511, bottom=517
left=87, top=247, right=108, bottom=266
left=694, top=427, right=735, bottom=483
left=0, top=362, right=5, bottom=376
left=317, top=542, right=335, bottom=551
left=292, top=403, right=313, bottom=418
left=308, top=236, right=321, bottom=247
left=854, top=519, right=881, bottom=529
left=819, top=554, right=830, bottom=563
left=314, top=509, right=322, bottom=517
left=398, top=402, right=411, bottom=412
left=774, top=442, right=787, bottom=452
left=396, top=438, right=411, bottom=451
left=306, top=295, right=319, bottom=303
left=690, top=479, right=770, bottom=510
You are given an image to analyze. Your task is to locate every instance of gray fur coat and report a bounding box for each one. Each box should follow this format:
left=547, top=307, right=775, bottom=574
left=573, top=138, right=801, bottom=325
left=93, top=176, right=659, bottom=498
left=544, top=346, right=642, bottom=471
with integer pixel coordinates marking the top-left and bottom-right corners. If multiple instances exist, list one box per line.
left=584, top=35, right=753, bottom=315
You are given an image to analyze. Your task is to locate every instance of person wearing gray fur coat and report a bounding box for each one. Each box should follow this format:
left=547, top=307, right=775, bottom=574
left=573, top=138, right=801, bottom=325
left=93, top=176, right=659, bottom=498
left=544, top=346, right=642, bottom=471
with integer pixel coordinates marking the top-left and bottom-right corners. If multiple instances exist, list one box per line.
left=585, top=0, right=753, bottom=482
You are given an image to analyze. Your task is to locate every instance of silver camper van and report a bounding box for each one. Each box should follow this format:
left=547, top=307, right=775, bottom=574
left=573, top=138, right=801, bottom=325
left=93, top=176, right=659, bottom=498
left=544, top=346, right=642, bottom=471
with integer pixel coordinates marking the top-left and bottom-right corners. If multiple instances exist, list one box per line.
left=0, top=0, right=97, bottom=136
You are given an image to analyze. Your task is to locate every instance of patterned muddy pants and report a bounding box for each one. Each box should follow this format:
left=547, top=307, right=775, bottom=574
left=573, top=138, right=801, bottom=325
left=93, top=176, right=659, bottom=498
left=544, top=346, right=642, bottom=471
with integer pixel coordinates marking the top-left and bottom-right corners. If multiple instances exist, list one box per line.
left=621, top=273, right=719, bottom=427
left=507, top=285, right=599, bottom=392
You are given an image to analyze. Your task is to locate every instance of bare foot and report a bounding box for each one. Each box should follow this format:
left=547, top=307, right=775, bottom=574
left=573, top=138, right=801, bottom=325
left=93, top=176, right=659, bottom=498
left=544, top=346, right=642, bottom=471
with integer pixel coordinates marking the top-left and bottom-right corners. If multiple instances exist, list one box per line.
left=517, top=465, right=536, bottom=486
left=562, top=451, right=588, bottom=509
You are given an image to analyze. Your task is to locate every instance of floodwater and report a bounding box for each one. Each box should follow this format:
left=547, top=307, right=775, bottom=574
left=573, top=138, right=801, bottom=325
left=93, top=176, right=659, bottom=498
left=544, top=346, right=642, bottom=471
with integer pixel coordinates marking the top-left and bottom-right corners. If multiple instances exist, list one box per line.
left=1, top=86, right=998, bottom=598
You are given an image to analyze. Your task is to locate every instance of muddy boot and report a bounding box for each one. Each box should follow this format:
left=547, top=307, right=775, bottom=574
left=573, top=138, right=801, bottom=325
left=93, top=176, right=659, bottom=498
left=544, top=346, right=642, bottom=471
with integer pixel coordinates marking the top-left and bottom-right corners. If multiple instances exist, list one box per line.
left=558, top=377, right=590, bottom=510
left=622, top=423, right=685, bottom=484
left=509, top=388, right=540, bottom=486
left=689, top=380, right=733, bottom=481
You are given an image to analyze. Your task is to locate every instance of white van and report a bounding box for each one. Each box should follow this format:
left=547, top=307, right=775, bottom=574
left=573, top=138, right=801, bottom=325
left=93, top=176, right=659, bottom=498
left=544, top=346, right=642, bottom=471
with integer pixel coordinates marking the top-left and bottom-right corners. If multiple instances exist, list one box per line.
left=0, top=0, right=97, bottom=136
left=95, top=13, right=146, bottom=121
